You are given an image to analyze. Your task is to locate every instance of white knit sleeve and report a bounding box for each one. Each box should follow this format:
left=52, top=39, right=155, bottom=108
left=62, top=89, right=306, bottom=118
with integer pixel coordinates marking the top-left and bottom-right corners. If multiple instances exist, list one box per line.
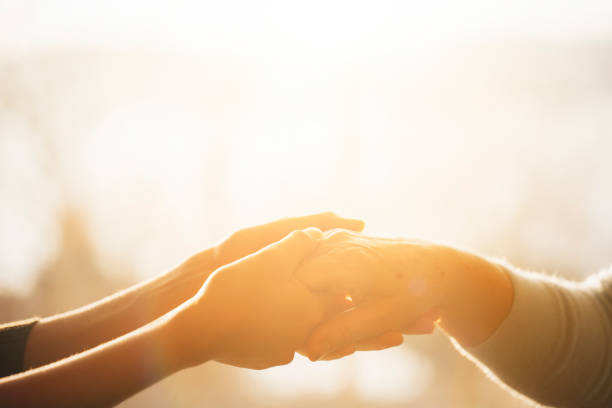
left=463, top=266, right=612, bottom=407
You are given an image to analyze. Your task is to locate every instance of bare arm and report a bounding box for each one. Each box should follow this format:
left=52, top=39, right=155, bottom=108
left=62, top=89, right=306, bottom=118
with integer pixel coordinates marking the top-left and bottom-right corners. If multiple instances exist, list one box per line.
left=23, top=252, right=213, bottom=370
left=2, top=315, right=182, bottom=408
left=0, top=227, right=333, bottom=407
left=22, top=212, right=365, bottom=370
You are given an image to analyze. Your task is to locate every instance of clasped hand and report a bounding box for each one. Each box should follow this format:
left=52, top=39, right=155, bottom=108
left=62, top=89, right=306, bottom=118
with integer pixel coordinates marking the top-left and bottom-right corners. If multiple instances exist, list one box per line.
left=169, top=219, right=445, bottom=371
left=0, top=212, right=514, bottom=408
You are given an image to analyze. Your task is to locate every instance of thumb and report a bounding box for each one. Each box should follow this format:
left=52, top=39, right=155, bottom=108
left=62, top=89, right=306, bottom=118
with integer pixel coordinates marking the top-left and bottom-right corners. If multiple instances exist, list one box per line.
left=260, top=227, right=322, bottom=274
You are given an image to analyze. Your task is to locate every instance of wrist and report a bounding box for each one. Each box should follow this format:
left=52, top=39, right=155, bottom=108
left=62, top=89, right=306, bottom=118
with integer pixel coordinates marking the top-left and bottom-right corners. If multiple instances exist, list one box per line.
left=164, top=297, right=220, bottom=370
left=178, top=247, right=217, bottom=280
left=153, top=315, right=189, bottom=373
left=436, top=246, right=514, bottom=347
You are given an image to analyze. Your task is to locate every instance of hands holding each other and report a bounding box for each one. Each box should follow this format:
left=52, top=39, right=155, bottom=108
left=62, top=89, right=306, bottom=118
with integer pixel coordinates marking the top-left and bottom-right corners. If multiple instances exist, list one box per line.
left=169, top=219, right=513, bottom=372
left=170, top=227, right=326, bottom=370
left=296, top=228, right=513, bottom=361
left=0, top=212, right=514, bottom=408
left=297, top=230, right=445, bottom=361
left=167, top=221, right=433, bottom=371
left=162, top=214, right=367, bottom=371
left=165, top=218, right=416, bottom=371
left=168, top=212, right=513, bottom=375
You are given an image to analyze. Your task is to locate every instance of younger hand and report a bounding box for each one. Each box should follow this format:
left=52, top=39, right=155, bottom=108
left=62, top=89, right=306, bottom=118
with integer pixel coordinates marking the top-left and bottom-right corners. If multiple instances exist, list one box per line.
left=170, top=228, right=327, bottom=370
left=175, top=212, right=365, bottom=293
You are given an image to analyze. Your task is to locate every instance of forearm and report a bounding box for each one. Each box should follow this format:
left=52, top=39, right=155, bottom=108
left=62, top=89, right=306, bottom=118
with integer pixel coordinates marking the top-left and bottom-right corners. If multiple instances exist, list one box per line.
left=25, top=249, right=215, bottom=369
left=0, top=314, right=190, bottom=408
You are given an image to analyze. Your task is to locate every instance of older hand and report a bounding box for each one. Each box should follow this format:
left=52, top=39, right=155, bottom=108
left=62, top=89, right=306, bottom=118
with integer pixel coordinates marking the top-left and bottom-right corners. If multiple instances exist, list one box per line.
left=296, top=229, right=445, bottom=361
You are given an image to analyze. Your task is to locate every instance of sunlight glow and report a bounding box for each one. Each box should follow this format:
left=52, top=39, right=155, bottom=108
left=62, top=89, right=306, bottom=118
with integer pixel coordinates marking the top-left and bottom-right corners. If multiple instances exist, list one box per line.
left=353, top=347, right=433, bottom=403
left=66, top=105, right=217, bottom=275
left=247, top=348, right=433, bottom=403
left=245, top=354, right=347, bottom=398
left=2, top=2, right=612, bottom=407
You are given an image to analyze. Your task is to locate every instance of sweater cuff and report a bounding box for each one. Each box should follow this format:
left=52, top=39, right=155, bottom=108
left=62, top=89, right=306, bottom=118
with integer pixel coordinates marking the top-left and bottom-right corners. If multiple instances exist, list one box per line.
left=0, top=318, right=39, bottom=378
left=464, top=267, right=562, bottom=393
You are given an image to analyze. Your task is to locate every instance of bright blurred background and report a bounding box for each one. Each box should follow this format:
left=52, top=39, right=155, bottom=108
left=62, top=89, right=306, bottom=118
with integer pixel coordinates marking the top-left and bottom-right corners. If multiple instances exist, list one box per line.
left=2, top=1, right=612, bottom=407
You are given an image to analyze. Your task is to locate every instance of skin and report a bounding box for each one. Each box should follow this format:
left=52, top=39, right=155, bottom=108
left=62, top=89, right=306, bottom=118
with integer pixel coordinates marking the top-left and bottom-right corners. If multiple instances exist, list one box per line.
left=1, top=228, right=328, bottom=407
left=1, top=213, right=370, bottom=407
left=170, top=228, right=327, bottom=370
left=24, top=212, right=365, bottom=369
left=297, top=229, right=514, bottom=361
left=0, top=215, right=513, bottom=406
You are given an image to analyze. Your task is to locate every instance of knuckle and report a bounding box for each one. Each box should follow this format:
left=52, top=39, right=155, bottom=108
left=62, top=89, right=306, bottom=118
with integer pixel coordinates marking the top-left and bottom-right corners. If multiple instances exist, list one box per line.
left=266, top=350, right=294, bottom=367
left=324, top=228, right=350, bottom=242
left=292, top=229, right=311, bottom=243
left=280, top=351, right=295, bottom=365
left=226, top=229, right=246, bottom=245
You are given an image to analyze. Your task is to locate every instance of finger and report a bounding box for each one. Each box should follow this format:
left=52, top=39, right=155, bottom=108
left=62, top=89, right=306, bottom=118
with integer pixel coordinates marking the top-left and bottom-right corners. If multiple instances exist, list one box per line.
left=318, top=332, right=403, bottom=361
left=402, top=319, right=435, bottom=335
left=303, top=227, right=324, bottom=241
left=304, top=299, right=400, bottom=361
left=284, top=212, right=365, bottom=233
left=318, top=345, right=356, bottom=360
left=215, top=213, right=364, bottom=270
left=319, top=293, right=353, bottom=317
left=296, top=252, right=371, bottom=299
left=353, top=331, right=404, bottom=351
left=299, top=294, right=352, bottom=356
left=259, top=212, right=365, bottom=241
left=261, top=227, right=323, bottom=273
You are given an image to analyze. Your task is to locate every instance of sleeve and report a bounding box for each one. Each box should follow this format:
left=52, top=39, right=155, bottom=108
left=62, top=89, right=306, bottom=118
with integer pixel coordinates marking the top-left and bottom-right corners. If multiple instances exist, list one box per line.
left=462, top=266, right=612, bottom=408
left=0, top=318, right=39, bottom=378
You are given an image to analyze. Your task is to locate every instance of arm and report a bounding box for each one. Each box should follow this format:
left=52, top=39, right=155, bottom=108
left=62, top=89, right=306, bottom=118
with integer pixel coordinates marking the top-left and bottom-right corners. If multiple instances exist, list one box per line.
left=298, top=231, right=512, bottom=358
left=1, top=316, right=182, bottom=408
left=22, top=212, right=364, bottom=370
left=459, top=265, right=612, bottom=407
left=434, top=245, right=514, bottom=348
left=299, top=230, right=612, bottom=407
left=23, top=252, right=213, bottom=370
left=0, top=227, right=329, bottom=407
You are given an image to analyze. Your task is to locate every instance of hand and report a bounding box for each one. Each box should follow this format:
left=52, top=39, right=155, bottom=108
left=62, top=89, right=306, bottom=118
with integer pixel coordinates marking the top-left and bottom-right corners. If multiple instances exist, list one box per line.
left=177, top=212, right=365, bottom=286
left=212, top=212, right=365, bottom=269
left=296, top=229, right=445, bottom=361
left=21, top=214, right=362, bottom=372
left=164, top=212, right=365, bottom=323
left=169, top=228, right=327, bottom=370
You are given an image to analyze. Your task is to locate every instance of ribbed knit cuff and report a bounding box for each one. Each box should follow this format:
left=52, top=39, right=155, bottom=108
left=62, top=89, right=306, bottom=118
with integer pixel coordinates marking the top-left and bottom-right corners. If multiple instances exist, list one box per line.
left=467, top=270, right=556, bottom=373
left=464, top=269, right=569, bottom=403
left=0, top=318, right=39, bottom=378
